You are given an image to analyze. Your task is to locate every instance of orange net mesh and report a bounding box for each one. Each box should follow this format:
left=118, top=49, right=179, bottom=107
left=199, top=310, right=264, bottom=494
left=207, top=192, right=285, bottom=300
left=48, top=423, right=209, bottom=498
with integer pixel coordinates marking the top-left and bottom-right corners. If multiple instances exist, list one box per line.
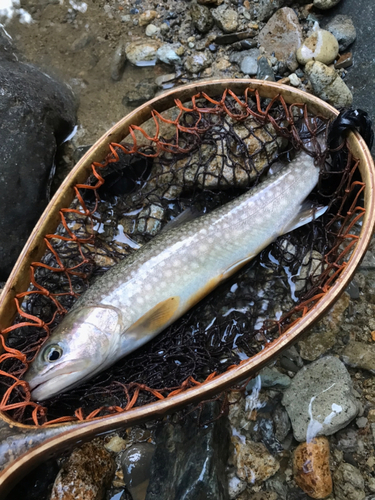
left=0, top=88, right=365, bottom=426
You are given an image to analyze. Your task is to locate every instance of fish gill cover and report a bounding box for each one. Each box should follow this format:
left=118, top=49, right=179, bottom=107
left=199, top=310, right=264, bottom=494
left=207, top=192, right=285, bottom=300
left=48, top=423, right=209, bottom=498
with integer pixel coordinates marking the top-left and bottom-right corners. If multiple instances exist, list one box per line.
left=0, top=89, right=367, bottom=426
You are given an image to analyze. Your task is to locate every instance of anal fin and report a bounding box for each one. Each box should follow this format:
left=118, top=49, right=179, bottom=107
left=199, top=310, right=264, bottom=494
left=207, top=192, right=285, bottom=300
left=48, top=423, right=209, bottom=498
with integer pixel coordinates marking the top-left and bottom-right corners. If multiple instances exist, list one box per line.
left=282, top=202, right=328, bottom=234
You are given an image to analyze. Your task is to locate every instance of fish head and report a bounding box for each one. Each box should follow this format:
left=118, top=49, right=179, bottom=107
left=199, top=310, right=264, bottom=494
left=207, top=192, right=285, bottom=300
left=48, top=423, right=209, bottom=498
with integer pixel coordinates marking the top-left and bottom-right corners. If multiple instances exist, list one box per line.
left=25, top=305, right=123, bottom=401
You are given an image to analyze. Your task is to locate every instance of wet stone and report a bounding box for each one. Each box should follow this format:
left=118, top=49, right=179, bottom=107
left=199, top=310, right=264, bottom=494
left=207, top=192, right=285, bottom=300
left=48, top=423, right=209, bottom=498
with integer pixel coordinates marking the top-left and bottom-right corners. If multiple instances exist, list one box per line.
left=246, top=367, right=291, bottom=391
left=50, top=439, right=115, bottom=500
left=234, top=440, right=280, bottom=485
left=145, top=402, right=230, bottom=500
left=121, top=442, right=155, bottom=500
left=326, top=15, right=357, bottom=51
left=341, top=341, right=375, bottom=374
left=282, top=356, right=359, bottom=442
left=190, top=2, right=214, bottom=34
left=258, top=7, right=303, bottom=72
left=332, top=462, right=365, bottom=500
left=293, top=437, right=332, bottom=499
left=335, top=52, right=353, bottom=69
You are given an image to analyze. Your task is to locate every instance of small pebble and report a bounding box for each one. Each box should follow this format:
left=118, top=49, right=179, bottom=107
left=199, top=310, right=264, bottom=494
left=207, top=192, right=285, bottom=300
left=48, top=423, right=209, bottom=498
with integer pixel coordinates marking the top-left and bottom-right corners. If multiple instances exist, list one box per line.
left=297, top=29, right=339, bottom=66
left=139, top=10, right=157, bottom=26
left=293, top=437, right=332, bottom=499
left=145, top=24, right=160, bottom=37
left=121, top=442, right=155, bottom=500
left=335, top=52, right=353, bottom=70
left=288, top=73, right=301, bottom=86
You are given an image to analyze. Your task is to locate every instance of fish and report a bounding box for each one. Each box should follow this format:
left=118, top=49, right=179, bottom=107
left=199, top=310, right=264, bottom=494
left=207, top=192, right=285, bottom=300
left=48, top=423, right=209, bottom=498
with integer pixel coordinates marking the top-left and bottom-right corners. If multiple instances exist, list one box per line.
left=25, top=149, right=325, bottom=401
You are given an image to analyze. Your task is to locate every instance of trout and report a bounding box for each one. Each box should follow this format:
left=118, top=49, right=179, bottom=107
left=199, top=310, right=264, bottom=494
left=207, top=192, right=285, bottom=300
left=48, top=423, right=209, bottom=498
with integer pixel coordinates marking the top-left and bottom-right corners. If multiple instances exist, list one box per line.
left=25, top=150, right=323, bottom=400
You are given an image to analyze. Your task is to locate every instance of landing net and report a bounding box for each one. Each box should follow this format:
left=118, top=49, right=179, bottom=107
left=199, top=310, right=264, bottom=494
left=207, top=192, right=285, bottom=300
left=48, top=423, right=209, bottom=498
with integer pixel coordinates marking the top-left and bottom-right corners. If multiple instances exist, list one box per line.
left=0, top=88, right=366, bottom=425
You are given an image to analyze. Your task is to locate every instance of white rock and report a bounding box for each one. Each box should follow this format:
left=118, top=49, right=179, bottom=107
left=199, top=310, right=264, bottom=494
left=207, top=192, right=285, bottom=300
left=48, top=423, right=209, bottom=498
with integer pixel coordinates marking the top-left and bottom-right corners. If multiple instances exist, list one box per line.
left=296, top=29, right=339, bottom=65
left=305, top=60, right=353, bottom=108
left=228, top=472, right=247, bottom=499
left=125, top=39, right=161, bottom=66
left=288, top=73, right=301, bottom=87
left=145, top=24, right=160, bottom=37
left=156, top=45, right=181, bottom=65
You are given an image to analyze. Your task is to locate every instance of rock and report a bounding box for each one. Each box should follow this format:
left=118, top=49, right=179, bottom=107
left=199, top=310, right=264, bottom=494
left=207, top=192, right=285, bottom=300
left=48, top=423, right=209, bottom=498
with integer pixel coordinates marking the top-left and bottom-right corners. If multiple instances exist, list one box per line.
left=254, top=0, right=286, bottom=22
left=110, top=40, right=127, bottom=81
left=145, top=402, right=230, bottom=500
left=122, top=79, right=157, bottom=106
left=235, top=440, right=280, bottom=485
left=332, top=463, right=365, bottom=500
left=298, top=292, right=350, bottom=361
left=258, top=7, right=303, bottom=72
left=230, top=48, right=260, bottom=66
left=288, top=73, right=301, bottom=86
left=335, top=52, right=353, bottom=69
left=326, top=15, right=357, bottom=51
left=282, top=356, right=359, bottom=442
left=198, top=0, right=223, bottom=5
left=136, top=204, right=164, bottom=236
left=293, top=437, right=332, bottom=499
left=296, top=29, right=339, bottom=65
left=212, top=5, right=239, bottom=34
left=228, top=472, right=247, bottom=499
left=240, top=55, right=258, bottom=75
left=273, top=406, right=292, bottom=443
left=247, top=494, right=278, bottom=500
left=190, top=2, right=214, bottom=34
left=341, top=341, right=375, bottom=373
left=145, top=24, right=160, bottom=37
left=184, top=51, right=212, bottom=73
left=126, top=39, right=161, bottom=66
left=0, top=29, right=17, bottom=61
left=305, top=60, right=353, bottom=108
left=156, top=45, right=181, bottom=65
left=246, top=367, right=291, bottom=391
left=50, top=439, right=115, bottom=500
left=0, top=60, right=76, bottom=280
left=104, top=434, right=127, bottom=453
left=314, top=0, right=342, bottom=10
left=121, top=442, right=155, bottom=500
left=139, top=10, right=157, bottom=26
left=257, top=56, right=275, bottom=81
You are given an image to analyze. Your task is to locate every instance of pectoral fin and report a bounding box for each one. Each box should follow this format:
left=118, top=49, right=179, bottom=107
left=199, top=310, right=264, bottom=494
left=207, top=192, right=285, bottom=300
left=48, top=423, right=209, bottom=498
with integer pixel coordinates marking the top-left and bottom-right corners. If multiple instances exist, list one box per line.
left=126, top=297, right=180, bottom=338
left=282, top=203, right=328, bottom=234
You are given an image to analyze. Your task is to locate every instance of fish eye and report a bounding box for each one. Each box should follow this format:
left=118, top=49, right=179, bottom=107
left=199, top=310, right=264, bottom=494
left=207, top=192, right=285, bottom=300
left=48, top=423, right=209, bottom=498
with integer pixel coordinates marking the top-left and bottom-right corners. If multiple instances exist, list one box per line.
left=43, top=344, right=63, bottom=363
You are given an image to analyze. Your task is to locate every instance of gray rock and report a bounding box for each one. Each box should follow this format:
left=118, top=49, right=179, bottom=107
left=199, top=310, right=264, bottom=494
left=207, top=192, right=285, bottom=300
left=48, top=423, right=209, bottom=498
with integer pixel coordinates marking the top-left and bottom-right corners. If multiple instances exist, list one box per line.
left=184, top=52, right=212, bottom=73
left=229, top=48, right=260, bottom=66
left=240, top=55, right=258, bottom=75
left=257, top=56, right=275, bottom=81
left=341, top=341, right=375, bottom=373
left=273, top=406, right=291, bottom=443
left=326, top=15, right=357, bottom=51
left=314, top=0, right=342, bottom=9
left=282, top=356, right=359, bottom=442
left=156, top=45, right=181, bottom=65
left=247, top=367, right=291, bottom=391
left=254, top=0, right=286, bottom=22
left=333, top=462, right=365, bottom=500
left=110, top=40, right=127, bottom=81
left=0, top=60, right=76, bottom=280
left=122, top=79, right=157, bottom=106
left=305, top=60, right=353, bottom=108
left=0, top=28, right=17, bottom=61
left=190, top=2, right=214, bottom=34
left=145, top=402, right=230, bottom=500
left=212, top=5, right=238, bottom=33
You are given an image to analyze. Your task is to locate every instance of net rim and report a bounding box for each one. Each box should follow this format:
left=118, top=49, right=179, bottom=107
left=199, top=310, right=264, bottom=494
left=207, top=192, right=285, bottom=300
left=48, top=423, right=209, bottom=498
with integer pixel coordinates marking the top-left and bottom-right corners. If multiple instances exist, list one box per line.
left=0, top=79, right=374, bottom=434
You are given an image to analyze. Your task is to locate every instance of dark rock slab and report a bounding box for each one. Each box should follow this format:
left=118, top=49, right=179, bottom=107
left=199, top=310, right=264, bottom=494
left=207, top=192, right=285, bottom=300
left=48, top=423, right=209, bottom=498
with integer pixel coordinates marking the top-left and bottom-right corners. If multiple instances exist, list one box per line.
left=145, top=402, right=230, bottom=500
left=327, top=0, right=375, bottom=144
left=0, top=57, right=76, bottom=280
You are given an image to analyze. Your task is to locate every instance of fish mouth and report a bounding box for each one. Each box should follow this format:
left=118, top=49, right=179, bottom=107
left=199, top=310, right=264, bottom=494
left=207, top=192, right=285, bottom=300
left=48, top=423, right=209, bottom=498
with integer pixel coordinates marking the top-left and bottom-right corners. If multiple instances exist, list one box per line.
left=28, top=371, right=78, bottom=402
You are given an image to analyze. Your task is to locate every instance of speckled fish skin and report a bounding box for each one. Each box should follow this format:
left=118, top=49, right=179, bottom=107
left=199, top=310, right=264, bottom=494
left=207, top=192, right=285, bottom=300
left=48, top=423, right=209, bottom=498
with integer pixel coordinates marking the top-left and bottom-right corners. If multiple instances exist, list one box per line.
left=25, top=150, right=320, bottom=401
